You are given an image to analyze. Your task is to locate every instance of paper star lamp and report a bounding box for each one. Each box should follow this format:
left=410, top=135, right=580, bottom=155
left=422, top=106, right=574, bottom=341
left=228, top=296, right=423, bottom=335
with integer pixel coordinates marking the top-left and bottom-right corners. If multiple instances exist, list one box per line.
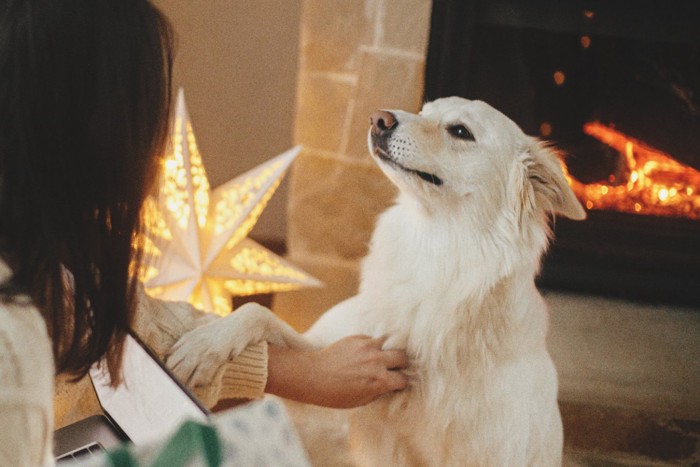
left=139, top=89, right=321, bottom=316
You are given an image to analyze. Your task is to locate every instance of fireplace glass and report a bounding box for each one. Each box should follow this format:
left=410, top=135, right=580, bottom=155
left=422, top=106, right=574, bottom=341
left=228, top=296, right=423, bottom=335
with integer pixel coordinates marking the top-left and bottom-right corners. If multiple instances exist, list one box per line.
left=425, top=0, right=700, bottom=306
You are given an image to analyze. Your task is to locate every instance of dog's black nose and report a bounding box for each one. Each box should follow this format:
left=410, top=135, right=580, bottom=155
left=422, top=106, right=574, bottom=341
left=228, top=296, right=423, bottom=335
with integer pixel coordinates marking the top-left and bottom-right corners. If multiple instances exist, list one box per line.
left=370, top=110, right=398, bottom=136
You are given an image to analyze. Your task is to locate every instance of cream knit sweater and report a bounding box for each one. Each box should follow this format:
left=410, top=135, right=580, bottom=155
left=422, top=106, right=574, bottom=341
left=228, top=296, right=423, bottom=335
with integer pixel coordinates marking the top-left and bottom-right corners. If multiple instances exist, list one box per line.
left=0, top=260, right=268, bottom=466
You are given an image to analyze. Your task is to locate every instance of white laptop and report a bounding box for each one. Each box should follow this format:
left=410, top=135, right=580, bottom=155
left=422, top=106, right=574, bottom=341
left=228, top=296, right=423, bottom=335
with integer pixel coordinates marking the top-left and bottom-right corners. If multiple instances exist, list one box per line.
left=54, top=333, right=209, bottom=462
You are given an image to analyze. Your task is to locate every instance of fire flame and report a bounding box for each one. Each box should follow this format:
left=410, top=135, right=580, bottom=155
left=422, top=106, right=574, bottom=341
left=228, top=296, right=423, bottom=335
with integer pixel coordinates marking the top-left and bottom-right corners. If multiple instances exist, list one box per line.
left=564, top=122, right=700, bottom=219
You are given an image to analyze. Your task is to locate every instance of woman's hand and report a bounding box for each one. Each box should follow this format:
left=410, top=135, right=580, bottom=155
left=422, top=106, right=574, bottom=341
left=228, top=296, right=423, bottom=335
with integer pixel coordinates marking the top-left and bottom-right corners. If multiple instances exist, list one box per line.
left=265, top=335, right=409, bottom=408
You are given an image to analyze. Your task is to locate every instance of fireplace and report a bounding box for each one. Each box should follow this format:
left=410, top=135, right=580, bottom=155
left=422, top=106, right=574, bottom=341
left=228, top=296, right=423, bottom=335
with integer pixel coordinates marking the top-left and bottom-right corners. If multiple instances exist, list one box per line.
left=425, top=0, right=700, bottom=307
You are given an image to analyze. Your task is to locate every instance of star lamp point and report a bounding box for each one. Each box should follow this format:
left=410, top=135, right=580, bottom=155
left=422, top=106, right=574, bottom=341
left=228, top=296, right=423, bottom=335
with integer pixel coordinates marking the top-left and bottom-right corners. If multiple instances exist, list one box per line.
left=139, top=89, right=320, bottom=316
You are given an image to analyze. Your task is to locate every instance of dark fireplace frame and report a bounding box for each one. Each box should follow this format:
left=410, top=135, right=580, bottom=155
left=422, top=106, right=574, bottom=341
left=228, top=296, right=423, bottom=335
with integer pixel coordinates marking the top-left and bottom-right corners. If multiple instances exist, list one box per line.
left=424, top=0, right=700, bottom=307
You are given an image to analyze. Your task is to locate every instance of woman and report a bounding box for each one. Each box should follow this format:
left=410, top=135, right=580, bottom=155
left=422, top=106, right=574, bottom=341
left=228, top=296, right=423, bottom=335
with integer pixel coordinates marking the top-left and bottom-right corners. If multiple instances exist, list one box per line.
left=0, top=1, right=407, bottom=465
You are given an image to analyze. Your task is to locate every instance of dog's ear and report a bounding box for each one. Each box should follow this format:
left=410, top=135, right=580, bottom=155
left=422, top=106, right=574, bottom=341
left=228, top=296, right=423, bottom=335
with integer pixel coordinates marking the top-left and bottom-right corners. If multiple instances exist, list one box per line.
left=521, top=139, right=587, bottom=220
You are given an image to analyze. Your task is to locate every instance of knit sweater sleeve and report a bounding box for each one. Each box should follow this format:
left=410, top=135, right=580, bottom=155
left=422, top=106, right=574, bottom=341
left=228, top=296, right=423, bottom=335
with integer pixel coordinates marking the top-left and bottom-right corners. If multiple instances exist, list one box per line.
left=131, top=286, right=268, bottom=408
left=0, top=299, right=55, bottom=467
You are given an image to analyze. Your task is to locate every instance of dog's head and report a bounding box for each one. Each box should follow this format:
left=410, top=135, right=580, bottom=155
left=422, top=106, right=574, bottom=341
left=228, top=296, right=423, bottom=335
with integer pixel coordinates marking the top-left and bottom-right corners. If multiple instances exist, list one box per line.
left=367, top=97, right=586, bottom=222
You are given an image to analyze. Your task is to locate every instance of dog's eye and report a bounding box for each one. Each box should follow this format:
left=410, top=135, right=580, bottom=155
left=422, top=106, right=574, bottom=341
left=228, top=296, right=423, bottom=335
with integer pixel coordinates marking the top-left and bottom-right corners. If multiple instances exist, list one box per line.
left=447, top=124, right=475, bottom=141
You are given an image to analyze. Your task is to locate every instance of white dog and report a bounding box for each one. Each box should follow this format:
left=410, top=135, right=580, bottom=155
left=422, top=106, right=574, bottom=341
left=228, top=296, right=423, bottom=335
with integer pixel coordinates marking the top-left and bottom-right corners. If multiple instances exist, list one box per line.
left=169, top=97, right=586, bottom=466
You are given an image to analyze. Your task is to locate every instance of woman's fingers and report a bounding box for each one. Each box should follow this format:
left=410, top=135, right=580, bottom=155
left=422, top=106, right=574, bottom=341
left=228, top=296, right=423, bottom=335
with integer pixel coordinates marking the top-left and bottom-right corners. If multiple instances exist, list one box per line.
left=382, top=349, right=409, bottom=370
left=366, top=336, right=409, bottom=370
left=384, top=368, right=409, bottom=391
left=368, top=336, right=410, bottom=390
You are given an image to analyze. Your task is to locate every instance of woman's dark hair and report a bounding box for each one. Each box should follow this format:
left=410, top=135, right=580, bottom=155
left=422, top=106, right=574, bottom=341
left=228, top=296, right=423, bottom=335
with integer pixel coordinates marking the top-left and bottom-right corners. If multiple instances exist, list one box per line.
left=0, top=0, right=173, bottom=381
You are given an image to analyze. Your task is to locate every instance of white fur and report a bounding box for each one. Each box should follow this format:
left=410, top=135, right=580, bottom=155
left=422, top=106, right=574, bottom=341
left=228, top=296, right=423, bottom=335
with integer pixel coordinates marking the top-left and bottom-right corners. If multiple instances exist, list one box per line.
left=306, top=97, right=585, bottom=466
left=170, top=97, right=585, bottom=466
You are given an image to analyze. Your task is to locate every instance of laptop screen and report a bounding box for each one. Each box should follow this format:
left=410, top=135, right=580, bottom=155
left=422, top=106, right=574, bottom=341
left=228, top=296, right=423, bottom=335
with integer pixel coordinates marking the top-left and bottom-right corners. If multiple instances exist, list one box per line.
left=89, top=334, right=208, bottom=446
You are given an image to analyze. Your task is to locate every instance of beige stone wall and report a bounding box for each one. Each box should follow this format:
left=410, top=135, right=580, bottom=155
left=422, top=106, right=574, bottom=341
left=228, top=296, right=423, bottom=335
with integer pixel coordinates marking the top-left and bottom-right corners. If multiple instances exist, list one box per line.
left=274, top=0, right=432, bottom=330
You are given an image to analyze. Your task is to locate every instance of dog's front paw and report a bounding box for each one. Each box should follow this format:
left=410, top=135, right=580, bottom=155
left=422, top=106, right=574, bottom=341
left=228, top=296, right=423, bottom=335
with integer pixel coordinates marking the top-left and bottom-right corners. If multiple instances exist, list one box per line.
left=166, top=315, right=251, bottom=387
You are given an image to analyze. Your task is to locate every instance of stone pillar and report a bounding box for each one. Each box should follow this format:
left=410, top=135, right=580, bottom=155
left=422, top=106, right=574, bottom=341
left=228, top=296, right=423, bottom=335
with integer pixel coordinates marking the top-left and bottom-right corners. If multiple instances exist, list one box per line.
left=273, top=0, right=433, bottom=330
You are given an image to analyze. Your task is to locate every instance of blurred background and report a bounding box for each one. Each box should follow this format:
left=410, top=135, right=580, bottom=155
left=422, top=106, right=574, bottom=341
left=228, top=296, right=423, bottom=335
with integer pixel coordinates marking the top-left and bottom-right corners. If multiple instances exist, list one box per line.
left=154, top=0, right=302, bottom=244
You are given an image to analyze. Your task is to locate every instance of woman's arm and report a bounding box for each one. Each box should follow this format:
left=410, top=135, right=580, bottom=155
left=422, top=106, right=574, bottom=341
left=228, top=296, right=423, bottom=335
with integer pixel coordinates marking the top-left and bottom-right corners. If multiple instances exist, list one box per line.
left=132, top=286, right=269, bottom=407
left=134, top=286, right=410, bottom=410
left=266, top=335, right=408, bottom=409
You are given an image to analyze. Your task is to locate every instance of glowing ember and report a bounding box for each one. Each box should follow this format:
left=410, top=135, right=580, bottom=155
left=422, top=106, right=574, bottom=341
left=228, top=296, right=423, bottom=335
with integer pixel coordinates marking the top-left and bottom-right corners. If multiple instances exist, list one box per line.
left=563, top=122, right=700, bottom=219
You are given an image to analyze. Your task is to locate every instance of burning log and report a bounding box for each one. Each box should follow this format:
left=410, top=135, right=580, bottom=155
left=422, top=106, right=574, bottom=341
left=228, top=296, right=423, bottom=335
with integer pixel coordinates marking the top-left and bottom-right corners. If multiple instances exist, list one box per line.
left=564, top=122, right=700, bottom=219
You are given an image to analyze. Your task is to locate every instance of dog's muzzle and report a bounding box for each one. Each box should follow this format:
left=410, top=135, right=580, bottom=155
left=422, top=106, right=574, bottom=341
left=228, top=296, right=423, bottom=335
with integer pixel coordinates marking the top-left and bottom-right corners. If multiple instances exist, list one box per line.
left=369, top=111, right=444, bottom=187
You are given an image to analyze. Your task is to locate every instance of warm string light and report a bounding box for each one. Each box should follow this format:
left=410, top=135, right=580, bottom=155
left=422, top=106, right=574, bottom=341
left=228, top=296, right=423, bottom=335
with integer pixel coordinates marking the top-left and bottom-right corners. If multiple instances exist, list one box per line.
left=139, top=89, right=320, bottom=316
left=230, top=248, right=310, bottom=280
left=563, top=122, right=700, bottom=219
left=553, top=71, right=566, bottom=86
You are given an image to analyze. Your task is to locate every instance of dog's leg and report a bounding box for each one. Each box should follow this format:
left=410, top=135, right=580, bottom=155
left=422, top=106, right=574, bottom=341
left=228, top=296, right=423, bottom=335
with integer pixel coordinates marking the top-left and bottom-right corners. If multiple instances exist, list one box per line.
left=350, top=406, right=423, bottom=467
left=527, top=404, right=563, bottom=467
left=167, top=302, right=313, bottom=386
left=304, top=295, right=368, bottom=346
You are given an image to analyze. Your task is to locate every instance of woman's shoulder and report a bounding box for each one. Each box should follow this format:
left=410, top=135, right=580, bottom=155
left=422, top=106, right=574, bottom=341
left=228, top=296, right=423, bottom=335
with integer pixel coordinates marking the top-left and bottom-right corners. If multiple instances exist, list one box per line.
left=0, top=268, right=55, bottom=467
left=0, top=295, right=54, bottom=386
left=0, top=260, right=53, bottom=392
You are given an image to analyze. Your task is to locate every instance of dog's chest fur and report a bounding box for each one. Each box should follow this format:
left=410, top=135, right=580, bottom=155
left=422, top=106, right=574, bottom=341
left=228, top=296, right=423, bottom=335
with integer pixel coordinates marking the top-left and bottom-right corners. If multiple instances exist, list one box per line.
left=358, top=198, right=549, bottom=360
left=347, top=198, right=557, bottom=466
